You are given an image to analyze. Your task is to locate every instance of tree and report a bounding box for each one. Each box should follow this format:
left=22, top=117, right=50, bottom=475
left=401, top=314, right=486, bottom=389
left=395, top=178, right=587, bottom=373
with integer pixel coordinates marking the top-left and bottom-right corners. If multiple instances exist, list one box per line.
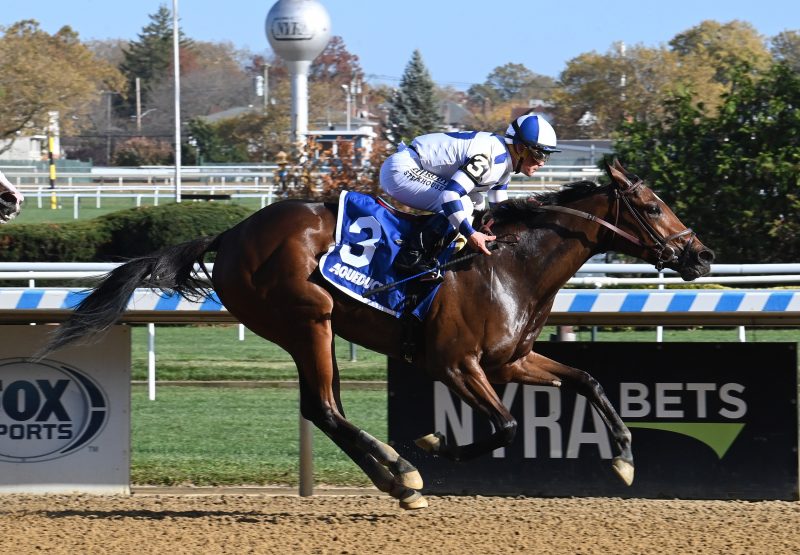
left=118, top=5, right=193, bottom=115
left=308, top=36, right=366, bottom=128
left=145, top=41, right=254, bottom=137
left=771, top=30, right=800, bottom=72
left=668, top=20, right=771, bottom=83
left=467, top=63, right=555, bottom=106
left=552, top=21, right=774, bottom=139
left=186, top=107, right=292, bottom=164
left=612, top=63, right=800, bottom=263
left=0, top=20, right=124, bottom=154
left=384, top=50, right=441, bottom=144
left=309, top=36, right=362, bottom=84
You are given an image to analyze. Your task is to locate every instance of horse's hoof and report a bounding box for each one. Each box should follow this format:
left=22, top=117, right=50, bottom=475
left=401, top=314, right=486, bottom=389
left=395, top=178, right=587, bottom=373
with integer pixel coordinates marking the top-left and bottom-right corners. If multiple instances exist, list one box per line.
left=612, top=457, right=634, bottom=486
left=415, top=433, right=442, bottom=453
left=397, top=469, right=423, bottom=490
left=399, top=491, right=428, bottom=510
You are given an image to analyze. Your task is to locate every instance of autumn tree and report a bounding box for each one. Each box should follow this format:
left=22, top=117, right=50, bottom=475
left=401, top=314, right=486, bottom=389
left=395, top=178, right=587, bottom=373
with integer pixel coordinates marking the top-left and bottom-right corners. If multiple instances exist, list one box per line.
left=308, top=36, right=365, bottom=127
left=0, top=20, right=124, bottom=154
left=384, top=50, right=441, bottom=144
left=552, top=20, right=774, bottom=138
left=144, top=41, right=255, bottom=137
left=668, top=20, right=772, bottom=83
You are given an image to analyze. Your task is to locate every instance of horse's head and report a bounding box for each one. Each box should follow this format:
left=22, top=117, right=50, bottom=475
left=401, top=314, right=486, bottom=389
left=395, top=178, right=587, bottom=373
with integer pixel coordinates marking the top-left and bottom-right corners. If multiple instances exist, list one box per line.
left=0, top=171, right=24, bottom=223
left=604, top=159, right=713, bottom=280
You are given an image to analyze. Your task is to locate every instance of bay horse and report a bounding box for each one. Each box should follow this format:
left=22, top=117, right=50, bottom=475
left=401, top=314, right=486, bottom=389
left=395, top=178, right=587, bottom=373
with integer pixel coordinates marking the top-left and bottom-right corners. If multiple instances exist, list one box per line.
left=41, top=160, right=713, bottom=509
left=0, top=169, right=24, bottom=222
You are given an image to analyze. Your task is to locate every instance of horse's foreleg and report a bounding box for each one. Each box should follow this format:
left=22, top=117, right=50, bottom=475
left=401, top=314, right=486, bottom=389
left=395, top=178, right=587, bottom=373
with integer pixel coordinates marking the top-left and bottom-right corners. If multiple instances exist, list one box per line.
left=292, top=324, right=426, bottom=509
left=501, top=351, right=634, bottom=485
left=417, top=358, right=517, bottom=462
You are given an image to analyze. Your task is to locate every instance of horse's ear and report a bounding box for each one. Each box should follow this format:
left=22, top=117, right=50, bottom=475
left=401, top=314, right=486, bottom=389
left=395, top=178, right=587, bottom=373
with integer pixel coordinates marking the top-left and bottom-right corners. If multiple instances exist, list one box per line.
left=605, top=159, right=633, bottom=190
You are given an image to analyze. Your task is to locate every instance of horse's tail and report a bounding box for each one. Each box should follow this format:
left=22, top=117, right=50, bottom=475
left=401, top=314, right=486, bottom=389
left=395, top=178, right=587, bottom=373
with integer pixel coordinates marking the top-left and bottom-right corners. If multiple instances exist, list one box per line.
left=38, top=234, right=221, bottom=358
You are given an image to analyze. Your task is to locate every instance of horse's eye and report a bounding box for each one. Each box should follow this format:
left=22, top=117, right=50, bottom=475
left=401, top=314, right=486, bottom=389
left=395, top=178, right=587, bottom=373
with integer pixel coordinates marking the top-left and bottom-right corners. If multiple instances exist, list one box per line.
left=645, top=204, right=661, bottom=216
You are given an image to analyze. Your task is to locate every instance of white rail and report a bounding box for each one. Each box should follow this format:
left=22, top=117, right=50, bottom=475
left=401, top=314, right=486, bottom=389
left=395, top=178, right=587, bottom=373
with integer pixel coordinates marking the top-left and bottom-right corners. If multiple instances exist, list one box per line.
left=4, top=262, right=800, bottom=285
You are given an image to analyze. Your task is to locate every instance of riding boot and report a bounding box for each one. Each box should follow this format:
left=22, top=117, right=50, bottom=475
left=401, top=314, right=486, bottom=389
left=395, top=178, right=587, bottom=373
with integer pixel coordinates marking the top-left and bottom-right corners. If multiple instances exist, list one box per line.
left=394, top=213, right=455, bottom=275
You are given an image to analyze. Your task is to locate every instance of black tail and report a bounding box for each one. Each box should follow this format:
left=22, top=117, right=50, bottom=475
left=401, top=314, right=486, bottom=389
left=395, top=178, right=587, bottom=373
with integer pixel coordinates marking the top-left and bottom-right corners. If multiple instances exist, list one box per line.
left=39, top=235, right=220, bottom=358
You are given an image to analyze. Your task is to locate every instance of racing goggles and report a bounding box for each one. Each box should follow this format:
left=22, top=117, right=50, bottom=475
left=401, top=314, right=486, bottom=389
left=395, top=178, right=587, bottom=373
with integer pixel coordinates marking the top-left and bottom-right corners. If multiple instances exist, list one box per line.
left=527, top=147, right=551, bottom=165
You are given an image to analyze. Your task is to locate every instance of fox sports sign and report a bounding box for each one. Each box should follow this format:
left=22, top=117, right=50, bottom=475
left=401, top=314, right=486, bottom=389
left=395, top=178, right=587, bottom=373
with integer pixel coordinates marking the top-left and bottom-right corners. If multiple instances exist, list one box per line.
left=0, top=358, right=108, bottom=463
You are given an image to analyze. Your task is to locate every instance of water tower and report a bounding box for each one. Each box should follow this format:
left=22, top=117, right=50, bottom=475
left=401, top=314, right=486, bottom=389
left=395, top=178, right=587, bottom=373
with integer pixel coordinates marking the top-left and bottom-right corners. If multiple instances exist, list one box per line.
left=266, top=0, right=331, bottom=151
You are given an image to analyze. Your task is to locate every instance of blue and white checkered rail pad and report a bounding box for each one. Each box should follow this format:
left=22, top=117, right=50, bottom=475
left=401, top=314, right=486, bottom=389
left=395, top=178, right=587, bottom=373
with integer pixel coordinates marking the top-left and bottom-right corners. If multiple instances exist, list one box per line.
left=1, top=288, right=800, bottom=314
left=0, top=289, right=223, bottom=312
left=552, top=290, right=800, bottom=313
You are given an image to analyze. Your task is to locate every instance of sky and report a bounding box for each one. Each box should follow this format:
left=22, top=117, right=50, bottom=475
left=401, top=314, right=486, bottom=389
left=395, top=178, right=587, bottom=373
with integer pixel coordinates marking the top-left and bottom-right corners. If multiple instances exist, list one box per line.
left=1, top=0, right=796, bottom=89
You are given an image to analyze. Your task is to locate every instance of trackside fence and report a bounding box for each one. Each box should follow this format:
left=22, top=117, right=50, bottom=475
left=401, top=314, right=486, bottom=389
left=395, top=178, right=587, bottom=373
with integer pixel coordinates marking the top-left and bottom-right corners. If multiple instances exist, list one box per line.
left=1, top=262, right=798, bottom=496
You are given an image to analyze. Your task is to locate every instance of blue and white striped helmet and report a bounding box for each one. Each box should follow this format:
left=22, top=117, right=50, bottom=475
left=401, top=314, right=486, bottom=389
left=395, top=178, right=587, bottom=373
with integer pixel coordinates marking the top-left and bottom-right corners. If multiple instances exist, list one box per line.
left=505, top=114, right=561, bottom=152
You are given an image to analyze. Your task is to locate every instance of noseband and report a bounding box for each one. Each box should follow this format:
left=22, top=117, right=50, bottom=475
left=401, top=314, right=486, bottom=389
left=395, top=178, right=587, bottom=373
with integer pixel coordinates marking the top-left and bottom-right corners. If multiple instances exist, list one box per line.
left=532, top=180, right=695, bottom=270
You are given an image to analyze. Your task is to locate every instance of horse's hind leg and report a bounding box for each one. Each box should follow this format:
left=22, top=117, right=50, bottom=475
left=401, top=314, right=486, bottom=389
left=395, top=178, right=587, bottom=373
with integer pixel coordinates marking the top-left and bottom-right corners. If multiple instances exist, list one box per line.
left=288, top=321, right=427, bottom=509
left=501, top=351, right=634, bottom=485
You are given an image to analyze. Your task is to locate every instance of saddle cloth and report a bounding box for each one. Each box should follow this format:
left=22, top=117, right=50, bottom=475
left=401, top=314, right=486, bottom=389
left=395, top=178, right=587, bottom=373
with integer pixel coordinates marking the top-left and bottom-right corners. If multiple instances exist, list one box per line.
left=318, top=191, right=452, bottom=319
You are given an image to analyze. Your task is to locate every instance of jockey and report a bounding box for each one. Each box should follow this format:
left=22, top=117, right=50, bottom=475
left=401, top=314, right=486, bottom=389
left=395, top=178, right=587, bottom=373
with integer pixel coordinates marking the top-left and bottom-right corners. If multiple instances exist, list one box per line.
left=379, top=113, right=560, bottom=275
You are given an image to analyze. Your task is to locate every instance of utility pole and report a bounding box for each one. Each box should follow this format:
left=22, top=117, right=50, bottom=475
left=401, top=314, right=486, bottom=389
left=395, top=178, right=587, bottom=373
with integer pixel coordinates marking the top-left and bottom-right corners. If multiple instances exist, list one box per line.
left=105, top=91, right=112, bottom=165
left=263, top=63, right=270, bottom=113
left=136, top=77, right=142, bottom=133
left=172, top=0, right=182, bottom=203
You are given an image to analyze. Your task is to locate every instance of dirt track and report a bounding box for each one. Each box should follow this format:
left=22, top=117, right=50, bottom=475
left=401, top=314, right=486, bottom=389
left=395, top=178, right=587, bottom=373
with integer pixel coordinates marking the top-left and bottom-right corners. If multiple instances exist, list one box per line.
left=2, top=492, right=799, bottom=554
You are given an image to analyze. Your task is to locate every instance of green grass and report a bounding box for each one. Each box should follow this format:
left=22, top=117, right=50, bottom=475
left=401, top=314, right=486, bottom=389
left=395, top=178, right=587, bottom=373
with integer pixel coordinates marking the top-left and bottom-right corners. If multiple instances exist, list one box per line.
left=131, top=385, right=384, bottom=486
left=131, top=325, right=388, bottom=381
left=12, top=196, right=263, bottom=225
left=130, top=324, right=800, bottom=382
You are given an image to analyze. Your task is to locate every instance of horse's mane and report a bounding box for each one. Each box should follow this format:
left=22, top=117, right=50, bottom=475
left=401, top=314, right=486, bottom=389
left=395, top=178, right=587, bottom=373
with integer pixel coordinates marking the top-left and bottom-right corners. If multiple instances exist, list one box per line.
left=486, top=180, right=606, bottom=226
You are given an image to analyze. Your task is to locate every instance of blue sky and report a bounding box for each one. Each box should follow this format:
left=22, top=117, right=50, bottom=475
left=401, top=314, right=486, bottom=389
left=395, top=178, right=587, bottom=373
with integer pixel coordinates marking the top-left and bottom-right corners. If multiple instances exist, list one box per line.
left=1, top=0, right=795, bottom=88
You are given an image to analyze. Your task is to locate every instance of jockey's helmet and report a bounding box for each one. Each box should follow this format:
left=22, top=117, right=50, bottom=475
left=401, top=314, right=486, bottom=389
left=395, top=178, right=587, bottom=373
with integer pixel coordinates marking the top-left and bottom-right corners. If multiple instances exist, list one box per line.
left=505, top=114, right=561, bottom=153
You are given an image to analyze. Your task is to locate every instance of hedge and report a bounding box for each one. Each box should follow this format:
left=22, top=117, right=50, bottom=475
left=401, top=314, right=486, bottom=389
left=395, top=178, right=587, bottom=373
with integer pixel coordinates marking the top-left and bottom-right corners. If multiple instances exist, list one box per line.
left=0, top=202, right=254, bottom=262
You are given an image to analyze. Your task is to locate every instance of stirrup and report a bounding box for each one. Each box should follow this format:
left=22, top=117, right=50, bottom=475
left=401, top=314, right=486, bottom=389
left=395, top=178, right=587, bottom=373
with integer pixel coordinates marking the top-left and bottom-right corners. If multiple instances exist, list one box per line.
left=420, top=268, right=443, bottom=283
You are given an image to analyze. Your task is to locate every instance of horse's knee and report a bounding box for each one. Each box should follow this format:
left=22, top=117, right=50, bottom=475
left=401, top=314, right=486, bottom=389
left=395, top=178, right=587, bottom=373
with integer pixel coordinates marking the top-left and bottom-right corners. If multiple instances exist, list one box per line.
left=301, top=403, right=339, bottom=433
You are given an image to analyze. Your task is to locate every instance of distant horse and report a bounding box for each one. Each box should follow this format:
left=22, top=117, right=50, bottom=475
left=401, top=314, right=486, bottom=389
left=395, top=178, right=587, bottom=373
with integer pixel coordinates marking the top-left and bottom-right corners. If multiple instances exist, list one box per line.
left=0, top=170, right=24, bottom=222
left=42, top=160, right=713, bottom=509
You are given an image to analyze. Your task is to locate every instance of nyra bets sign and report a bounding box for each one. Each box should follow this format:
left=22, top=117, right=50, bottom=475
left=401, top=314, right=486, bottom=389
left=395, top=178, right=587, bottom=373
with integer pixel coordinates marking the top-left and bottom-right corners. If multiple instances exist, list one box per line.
left=389, top=342, right=798, bottom=500
left=0, top=326, right=130, bottom=494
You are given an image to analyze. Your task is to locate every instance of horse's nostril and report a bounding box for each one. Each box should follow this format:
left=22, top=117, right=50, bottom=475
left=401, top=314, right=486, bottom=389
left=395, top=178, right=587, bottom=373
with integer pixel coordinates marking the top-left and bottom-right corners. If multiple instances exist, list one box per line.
left=697, top=249, right=715, bottom=264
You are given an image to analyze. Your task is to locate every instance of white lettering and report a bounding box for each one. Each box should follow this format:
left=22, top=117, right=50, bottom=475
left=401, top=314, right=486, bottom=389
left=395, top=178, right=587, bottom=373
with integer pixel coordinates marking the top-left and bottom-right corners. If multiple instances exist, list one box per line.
left=566, top=397, right=613, bottom=459
left=433, top=382, right=473, bottom=445
left=523, top=386, right=562, bottom=458
left=719, top=383, right=747, bottom=419
left=686, top=383, right=716, bottom=418
left=620, top=382, right=650, bottom=417
left=327, top=262, right=384, bottom=291
left=656, top=383, right=684, bottom=418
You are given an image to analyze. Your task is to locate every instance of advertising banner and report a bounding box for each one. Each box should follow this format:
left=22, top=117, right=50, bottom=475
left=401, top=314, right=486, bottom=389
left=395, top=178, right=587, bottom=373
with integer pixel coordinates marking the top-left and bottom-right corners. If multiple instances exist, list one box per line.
left=389, top=342, right=798, bottom=500
left=0, top=326, right=130, bottom=494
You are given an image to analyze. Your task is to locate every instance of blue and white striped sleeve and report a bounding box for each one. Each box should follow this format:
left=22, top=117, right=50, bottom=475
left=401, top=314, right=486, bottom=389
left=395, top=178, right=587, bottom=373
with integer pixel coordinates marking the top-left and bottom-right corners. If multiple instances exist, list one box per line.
left=487, top=183, right=508, bottom=207
left=440, top=170, right=476, bottom=237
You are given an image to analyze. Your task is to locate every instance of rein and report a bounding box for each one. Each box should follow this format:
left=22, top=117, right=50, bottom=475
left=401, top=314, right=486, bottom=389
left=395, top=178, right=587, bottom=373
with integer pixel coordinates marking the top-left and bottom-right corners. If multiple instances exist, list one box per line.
left=529, top=181, right=695, bottom=270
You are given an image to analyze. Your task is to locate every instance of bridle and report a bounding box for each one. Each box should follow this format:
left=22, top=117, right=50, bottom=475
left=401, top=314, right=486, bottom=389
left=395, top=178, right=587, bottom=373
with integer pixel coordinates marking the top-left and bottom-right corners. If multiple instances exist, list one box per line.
left=531, top=180, right=696, bottom=270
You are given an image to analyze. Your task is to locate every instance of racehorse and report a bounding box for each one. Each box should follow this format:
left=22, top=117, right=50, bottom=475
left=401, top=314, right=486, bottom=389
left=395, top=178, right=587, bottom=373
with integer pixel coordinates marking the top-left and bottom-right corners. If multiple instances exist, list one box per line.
left=0, top=169, right=24, bottom=222
left=41, top=160, right=713, bottom=509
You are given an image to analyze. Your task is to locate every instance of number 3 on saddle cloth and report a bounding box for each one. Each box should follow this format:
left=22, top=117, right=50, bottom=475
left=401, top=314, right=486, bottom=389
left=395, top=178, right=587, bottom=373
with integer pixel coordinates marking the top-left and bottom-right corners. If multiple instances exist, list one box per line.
left=318, top=191, right=456, bottom=319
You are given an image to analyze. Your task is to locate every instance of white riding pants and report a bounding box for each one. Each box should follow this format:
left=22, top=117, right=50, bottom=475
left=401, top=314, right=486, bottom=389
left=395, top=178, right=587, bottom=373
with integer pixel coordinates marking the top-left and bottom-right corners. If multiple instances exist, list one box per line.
left=379, top=146, right=483, bottom=219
